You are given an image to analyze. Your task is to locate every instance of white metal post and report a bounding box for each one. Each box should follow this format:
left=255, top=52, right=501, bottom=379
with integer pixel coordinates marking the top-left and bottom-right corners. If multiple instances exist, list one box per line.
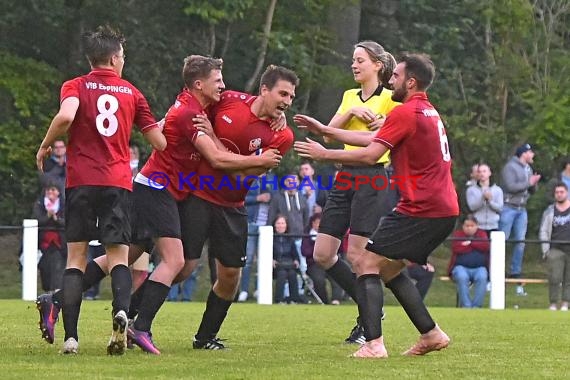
left=22, top=219, right=38, bottom=301
left=489, top=231, right=506, bottom=310
left=257, top=225, right=274, bottom=305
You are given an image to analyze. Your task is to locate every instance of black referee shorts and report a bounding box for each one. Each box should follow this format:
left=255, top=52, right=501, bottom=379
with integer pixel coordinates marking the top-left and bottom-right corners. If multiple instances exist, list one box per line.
left=319, top=165, right=389, bottom=240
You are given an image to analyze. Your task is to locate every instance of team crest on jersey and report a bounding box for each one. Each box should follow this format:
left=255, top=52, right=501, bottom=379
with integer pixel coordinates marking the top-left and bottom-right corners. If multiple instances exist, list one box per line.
left=222, top=114, right=232, bottom=124
left=249, top=138, right=262, bottom=152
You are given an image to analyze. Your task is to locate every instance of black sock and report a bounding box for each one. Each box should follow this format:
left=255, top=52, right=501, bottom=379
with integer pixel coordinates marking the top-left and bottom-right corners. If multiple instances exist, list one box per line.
left=325, top=259, right=357, bottom=301
left=83, top=261, right=106, bottom=291
left=195, top=290, right=232, bottom=341
left=385, top=273, right=435, bottom=334
left=355, top=274, right=383, bottom=341
left=110, top=264, right=131, bottom=316
left=62, top=268, right=84, bottom=341
left=52, top=262, right=105, bottom=306
left=133, top=280, right=170, bottom=332
left=128, top=276, right=149, bottom=319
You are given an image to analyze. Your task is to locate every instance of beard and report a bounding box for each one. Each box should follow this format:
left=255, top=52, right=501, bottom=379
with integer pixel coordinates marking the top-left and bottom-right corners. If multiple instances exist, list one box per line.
left=391, top=85, right=407, bottom=102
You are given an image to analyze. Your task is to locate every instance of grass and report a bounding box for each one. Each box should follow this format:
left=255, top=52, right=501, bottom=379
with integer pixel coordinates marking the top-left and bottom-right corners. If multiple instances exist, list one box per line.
left=1, top=300, right=568, bottom=379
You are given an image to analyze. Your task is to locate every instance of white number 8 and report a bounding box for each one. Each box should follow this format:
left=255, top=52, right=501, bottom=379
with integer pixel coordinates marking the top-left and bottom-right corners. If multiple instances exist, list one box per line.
left=96, top=94, right=119, bottom=136
left=437, top=120, right=451, bottom=162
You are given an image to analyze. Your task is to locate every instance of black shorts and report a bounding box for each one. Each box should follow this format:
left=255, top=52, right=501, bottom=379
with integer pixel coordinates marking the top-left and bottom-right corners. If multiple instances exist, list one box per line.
left=130, top=183, right=182, bottom=249
left=366, top=211, right=457, bottom=265
left=319, top=165, right=389, bottom=239
left=179, top=194, right=248, bottom=268
left=65, top=186, right=131, bottom=245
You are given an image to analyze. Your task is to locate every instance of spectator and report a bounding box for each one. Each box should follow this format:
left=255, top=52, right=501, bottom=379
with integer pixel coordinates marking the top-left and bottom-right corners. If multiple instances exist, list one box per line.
left=466, top=163, right=504, bottom=236
left=238, top=174, right=275, bottom=302
left=268, top=172, right=309, bottom=299
left=301, top=213, right=344, bottom=304
left=40, top=139, right=66, bottom=192
left=404, top=262, right=435, bottom=301
left=448, top=215, right=490, bottom=308
left=34, top=182, right=66, bottom=292
left=465, top=163, right=480, bottom=188
left=272, top=215, right=302, bottom=304
left=545, top=158, right=570, bottom=202
left=499, top=143, right=540, bottom=295
left=539, top=182, right=570, bottom=311
left=298, top=161, right=327, bottom=216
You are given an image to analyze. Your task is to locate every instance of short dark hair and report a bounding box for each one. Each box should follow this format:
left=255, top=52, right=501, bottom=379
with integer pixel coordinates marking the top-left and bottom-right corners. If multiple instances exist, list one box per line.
left=82, top=25, right=125, bottom=67
left=259, top=65, right=299, bottom=93
left=462, top=214, right=478, bottom=224
left=182, top=55, right=223, bottom=89
left=554, top=182, right=568, bottom=191
left=400, top=53, right=435, bottom=91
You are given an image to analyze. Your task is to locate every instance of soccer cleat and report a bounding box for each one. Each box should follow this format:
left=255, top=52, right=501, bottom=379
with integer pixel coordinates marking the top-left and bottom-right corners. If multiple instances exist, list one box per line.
left=403, top=325, right=450, bottom=356
left=351, top=338, right=388, bottom=358
left=345, top=323, right=366, bottom=345
left=107, top=310, right=128, bottom=355
left=128, top=327, right=161, bottom=355
left=126, top=319, right=135, bottom=349
left=192, top=336, right=226, bottom=350
left=36, top=293, right=60, bottom=344
left=62, top=337, right=79, bottom=354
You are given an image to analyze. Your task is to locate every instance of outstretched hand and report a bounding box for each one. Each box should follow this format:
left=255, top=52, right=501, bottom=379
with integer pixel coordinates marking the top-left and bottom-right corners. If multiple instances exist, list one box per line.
left=293, top=114, right=326, bottom=136
left=294, top=137, right=327, bottom=160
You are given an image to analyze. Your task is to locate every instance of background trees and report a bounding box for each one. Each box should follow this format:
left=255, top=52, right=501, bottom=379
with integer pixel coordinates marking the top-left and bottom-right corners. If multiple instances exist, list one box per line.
left=0, top=0, right=568, bottom=227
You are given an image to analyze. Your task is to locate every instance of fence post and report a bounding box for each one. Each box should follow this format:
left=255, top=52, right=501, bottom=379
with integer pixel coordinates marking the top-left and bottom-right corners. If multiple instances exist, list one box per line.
left=257, top=225, right=274, bottom=305
left=489, top=231, right=506, bottom=310
left=22, top=219, right=38, bottom=301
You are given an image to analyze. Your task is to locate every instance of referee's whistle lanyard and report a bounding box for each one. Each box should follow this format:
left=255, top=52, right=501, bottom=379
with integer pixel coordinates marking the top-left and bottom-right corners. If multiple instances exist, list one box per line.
left=285, top=192, right=300, bottom=211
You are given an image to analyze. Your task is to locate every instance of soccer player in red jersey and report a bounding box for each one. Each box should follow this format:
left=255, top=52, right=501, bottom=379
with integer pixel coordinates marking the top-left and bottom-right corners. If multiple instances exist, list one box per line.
left=125, top=56, right=282, bottom=354
left=295, top=53, right=459, bottom=358
left=35, top=25, right=166, bottom=355
left=173, top=65, right=298, bottom=350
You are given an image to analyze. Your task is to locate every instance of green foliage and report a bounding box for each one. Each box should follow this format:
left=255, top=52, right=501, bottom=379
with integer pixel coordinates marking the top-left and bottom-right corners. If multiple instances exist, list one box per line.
left=0, top=52, right=61, bottom=225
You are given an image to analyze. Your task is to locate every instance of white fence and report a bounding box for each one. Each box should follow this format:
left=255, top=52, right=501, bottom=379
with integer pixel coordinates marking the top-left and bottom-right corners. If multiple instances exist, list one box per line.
left=21, top=221, right=509, bottom=308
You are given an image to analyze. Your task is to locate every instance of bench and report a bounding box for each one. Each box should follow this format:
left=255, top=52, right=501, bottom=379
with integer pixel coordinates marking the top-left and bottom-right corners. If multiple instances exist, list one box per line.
left=439, top=276, right=547, bottom=284
left=438, top=276, right=547, bottom=307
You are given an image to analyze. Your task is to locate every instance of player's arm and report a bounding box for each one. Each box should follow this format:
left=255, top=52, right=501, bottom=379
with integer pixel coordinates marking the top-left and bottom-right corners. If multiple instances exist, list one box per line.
left=294, top=114, right=374, bottom=147
left=36, top=97, right=79, bottom=172
left=192, top=114, right=227, bottom=151
left=142, top=125, right=167, bottom=151
left=194, top=133, right=281, bottom=171
left=294, top=137, right=387, bottom=166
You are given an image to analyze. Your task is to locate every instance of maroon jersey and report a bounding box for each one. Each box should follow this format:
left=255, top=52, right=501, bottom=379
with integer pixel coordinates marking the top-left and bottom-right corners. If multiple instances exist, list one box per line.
left=373, top=92, right=458, bottom=217
left=192, top=91, right=294, bottom=207
left=61, top=68, right=158, bottom=190
left=139, top=89, right=203, bottom=201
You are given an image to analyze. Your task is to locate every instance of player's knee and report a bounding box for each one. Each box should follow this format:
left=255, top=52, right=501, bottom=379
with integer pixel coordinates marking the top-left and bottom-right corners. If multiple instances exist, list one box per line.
left=313, top=249, right=335, bottom=268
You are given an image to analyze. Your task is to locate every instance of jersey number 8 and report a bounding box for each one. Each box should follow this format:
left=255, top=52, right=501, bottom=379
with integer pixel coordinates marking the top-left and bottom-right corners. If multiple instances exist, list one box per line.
left=96, top=94, right=119, bottom=137
left=437, top=120, right=451, bottom=162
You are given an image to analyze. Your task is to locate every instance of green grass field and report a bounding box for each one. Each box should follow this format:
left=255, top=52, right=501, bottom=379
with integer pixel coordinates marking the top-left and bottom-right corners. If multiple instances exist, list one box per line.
left=1, top=300, right=568, bottom=379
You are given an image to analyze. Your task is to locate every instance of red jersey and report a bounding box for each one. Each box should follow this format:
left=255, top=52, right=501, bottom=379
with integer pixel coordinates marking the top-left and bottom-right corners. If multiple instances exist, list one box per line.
left=61, top=68, right=157, bottom=190
left=373, top=92, right=459, bottom=217
left=192, top=91, right=294, bottom=207
left=138, top=89, right=203, bottom=201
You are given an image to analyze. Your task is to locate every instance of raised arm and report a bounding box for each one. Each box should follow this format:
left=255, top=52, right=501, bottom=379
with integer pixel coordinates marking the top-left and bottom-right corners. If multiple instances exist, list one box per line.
left=36, top=97, right=79, bottom=172
left=294, top=114, right=374, bottom=147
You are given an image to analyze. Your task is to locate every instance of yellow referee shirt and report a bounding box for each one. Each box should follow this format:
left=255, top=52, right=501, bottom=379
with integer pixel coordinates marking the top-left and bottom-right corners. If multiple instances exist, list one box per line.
left=336, top=86, right=400, bottom=164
